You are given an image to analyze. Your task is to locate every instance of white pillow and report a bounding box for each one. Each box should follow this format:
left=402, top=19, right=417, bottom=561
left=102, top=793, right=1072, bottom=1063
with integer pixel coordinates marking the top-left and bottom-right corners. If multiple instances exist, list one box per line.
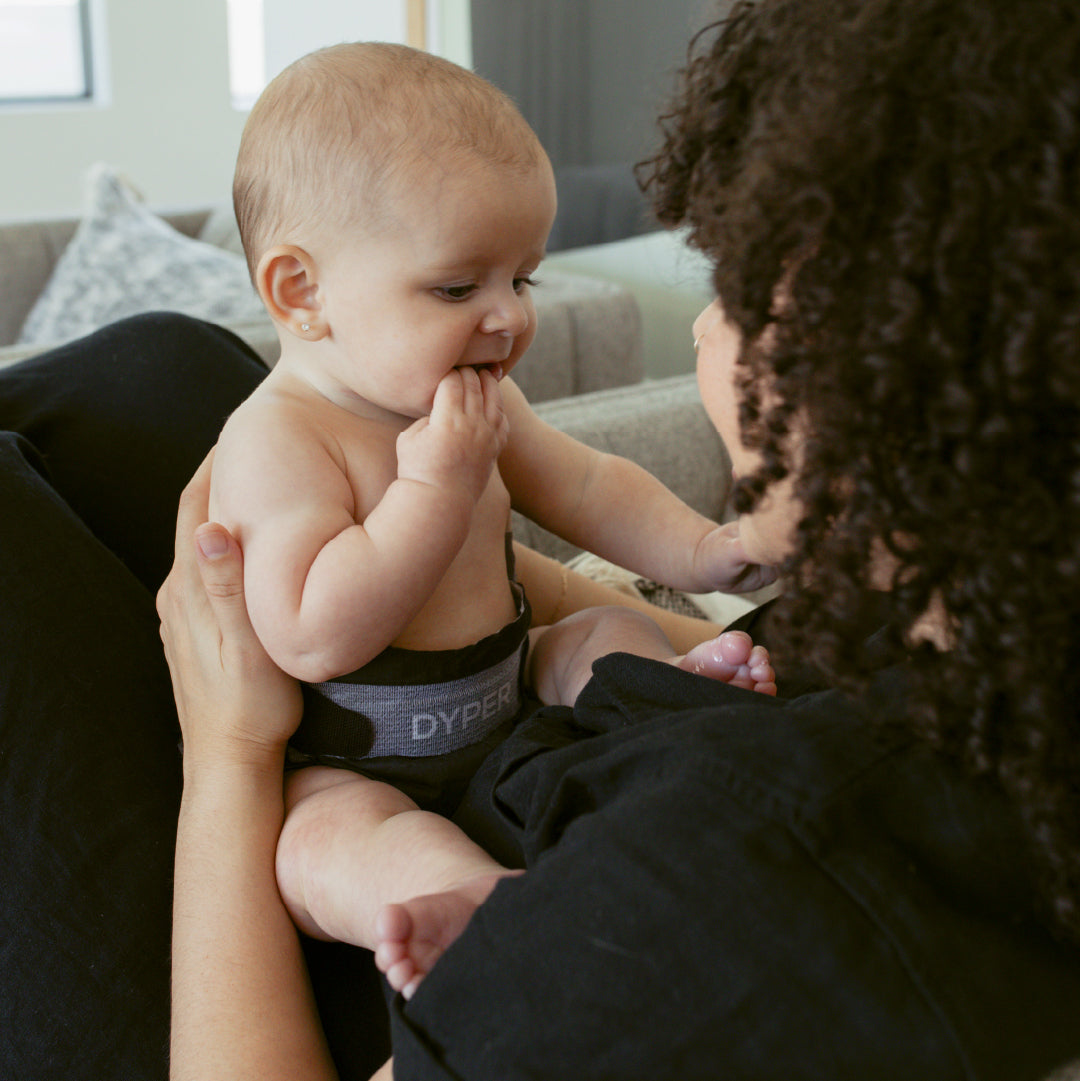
left=17, top=164, right=266, bottom=346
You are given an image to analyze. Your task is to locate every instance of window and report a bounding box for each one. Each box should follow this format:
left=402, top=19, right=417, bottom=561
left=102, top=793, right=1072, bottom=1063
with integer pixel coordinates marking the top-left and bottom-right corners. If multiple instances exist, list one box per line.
left=227, top=0, right=265, bottom=110
left=0, top=0, right=94, bottom=104
left=227, top=0, right=429, bottom=111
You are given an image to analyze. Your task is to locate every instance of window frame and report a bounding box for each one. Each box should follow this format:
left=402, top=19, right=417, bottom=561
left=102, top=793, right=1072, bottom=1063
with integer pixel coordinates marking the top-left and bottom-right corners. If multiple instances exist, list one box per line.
left=0, top=0, right=97, bottom=108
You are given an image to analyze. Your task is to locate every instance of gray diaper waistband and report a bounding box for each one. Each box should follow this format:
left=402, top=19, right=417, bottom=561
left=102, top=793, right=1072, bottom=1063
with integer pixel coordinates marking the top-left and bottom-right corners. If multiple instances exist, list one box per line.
left=304, top=644, right=524, bottom=758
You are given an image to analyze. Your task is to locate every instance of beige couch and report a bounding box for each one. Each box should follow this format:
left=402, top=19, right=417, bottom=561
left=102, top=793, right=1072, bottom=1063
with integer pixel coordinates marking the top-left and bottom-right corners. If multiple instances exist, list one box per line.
left=0, top=207, right=645, bottom=396
left=0, top=204, right=734, bottom=568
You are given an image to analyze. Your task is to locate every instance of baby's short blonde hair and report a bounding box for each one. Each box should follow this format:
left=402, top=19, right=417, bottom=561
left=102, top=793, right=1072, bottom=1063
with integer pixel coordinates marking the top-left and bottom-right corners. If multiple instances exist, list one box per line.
left=233, top=42, right=545, bottom=276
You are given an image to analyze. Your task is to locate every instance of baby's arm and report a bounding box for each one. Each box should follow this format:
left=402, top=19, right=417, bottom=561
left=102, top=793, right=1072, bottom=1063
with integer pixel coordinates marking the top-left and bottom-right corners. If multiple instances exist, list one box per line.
left=498, top=380, right=776, bottom=595
left=213, top=368, right=507, bottom=682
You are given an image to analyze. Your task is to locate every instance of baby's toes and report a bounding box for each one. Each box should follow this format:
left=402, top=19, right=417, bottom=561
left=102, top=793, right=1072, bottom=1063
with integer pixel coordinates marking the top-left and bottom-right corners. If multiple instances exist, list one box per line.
left=374, top=937, right=407, bottom=974
left=750, top=651, right=774, bottom=680
left=716, top=630, right=753, bottom=667
left=385, top=957, right=421, bottom=997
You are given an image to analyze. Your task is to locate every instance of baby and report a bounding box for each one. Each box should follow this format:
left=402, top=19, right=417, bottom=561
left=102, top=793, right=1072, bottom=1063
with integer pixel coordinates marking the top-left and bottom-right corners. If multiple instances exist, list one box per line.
left=211, top=41, right=774, bottom=997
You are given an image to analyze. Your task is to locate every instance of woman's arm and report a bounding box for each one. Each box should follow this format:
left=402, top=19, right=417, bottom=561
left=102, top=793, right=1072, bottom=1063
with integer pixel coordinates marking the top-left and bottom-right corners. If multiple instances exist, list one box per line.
left=158, top=454, right=342, bottom=1081
left=512, top=541, right=724, bottom=654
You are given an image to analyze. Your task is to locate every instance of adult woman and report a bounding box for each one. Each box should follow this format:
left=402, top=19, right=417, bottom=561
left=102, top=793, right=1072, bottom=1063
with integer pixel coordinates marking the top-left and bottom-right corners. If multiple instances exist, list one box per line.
left=160, top=0, right=1080, bottom=1077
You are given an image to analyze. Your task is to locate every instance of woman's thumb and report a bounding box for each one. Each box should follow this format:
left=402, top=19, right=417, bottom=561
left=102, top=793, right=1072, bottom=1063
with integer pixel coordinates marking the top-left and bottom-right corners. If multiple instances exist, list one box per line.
left=193, top=522, right=247, bottom=606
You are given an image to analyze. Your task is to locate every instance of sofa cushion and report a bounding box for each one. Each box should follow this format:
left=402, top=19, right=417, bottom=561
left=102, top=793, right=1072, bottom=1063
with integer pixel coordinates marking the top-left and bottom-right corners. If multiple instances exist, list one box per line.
left=544, top=228, right=715, bottom=380
left=197, top=204, right=248, bottom=258
left=17, top=165, right=266, bottom=348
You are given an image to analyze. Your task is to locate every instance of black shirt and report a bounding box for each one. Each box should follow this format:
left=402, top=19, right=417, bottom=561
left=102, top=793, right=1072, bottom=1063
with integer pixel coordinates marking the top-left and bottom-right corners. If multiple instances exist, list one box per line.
left=390, top=652, right=1080, bottom=1080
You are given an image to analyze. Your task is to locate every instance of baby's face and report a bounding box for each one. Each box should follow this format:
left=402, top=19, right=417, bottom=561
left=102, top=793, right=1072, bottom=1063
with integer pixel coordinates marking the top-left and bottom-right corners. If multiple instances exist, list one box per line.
left=312, top=155, right=556, bottom=421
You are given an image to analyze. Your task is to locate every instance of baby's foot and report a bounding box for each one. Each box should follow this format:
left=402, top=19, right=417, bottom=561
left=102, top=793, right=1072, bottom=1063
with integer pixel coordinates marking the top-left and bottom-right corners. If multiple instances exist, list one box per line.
left=373, top=870, right=521, bottom=999
left=676, top=630, right=776, bottom=695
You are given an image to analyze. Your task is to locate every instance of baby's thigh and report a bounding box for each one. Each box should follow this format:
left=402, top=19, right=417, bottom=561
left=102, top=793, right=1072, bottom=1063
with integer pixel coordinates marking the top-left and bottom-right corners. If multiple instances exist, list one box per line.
left=283, top=764, right=419, bottom=833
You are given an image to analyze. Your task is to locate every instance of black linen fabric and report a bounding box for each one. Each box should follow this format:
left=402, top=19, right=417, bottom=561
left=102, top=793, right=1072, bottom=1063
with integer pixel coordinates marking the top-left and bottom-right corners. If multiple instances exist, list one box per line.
left=390, top=653, right=1080, bottom=1080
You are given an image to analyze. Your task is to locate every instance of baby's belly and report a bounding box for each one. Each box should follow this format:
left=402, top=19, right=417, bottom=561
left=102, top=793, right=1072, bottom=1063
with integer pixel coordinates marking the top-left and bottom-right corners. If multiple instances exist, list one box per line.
left=391, top=551, right=519, bottom=652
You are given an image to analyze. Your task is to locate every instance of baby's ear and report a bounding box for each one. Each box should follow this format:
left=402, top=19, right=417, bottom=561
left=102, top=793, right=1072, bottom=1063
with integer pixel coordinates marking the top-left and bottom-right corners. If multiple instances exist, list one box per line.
left=255, top=245, right=326, bottom=340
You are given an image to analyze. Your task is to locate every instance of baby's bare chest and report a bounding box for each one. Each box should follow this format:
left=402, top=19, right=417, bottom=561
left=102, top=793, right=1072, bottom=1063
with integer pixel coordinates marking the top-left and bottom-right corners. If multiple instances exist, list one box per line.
left=334, top=424, right=517, bottom=647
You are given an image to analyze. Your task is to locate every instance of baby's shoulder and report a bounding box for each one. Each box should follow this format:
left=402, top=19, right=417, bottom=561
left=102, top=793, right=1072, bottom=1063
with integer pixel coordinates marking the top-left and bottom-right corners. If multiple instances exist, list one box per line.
left=212, top=388, right=336, bottom=495
left=221, top=379, right=369, bottom=460
left=217, top=382, right=398, bottom=507
left=222, top=378, right=322, bottom=436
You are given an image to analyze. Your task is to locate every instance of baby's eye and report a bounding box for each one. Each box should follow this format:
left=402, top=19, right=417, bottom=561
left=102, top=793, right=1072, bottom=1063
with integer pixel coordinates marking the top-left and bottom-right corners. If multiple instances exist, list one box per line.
left=437, top=284, right=478, bottom=301
left=513, top=276, right=540, bottom=294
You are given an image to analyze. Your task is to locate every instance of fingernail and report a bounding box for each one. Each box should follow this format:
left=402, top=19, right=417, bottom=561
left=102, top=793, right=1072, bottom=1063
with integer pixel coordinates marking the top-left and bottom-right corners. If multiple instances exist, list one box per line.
left=196, top=530, right=228, bottom=560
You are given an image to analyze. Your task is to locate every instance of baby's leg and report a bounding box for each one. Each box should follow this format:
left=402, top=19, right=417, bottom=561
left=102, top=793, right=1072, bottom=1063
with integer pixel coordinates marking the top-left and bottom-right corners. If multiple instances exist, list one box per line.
left=527, top=606, right=776, bottom=706
left=277, top=766, right=515, bottom=959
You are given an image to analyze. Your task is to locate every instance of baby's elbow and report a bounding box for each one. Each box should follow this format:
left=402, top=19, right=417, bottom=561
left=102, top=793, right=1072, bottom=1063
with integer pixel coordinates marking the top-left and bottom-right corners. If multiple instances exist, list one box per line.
left=262, top=633, right=351, bottom=685
left=280, top=647, right=352, bottom=685
left=256, top=597, right=378, bottom=683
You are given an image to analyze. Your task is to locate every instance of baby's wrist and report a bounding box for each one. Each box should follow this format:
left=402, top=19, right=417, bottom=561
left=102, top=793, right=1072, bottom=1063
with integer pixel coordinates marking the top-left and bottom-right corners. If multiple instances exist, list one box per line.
left=395, top=472, right=483, bottom=515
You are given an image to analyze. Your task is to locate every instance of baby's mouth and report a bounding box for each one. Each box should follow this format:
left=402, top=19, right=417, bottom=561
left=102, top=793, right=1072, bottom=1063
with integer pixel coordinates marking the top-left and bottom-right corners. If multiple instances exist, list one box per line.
left=471, top=361, right=505, bottom=380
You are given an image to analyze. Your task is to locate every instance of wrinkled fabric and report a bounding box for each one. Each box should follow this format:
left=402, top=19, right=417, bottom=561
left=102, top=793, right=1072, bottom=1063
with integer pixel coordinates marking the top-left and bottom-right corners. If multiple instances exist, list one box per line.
left=0, top=315, right=388, bottom=1081
left=385, top=652, right=1080, bottom=1080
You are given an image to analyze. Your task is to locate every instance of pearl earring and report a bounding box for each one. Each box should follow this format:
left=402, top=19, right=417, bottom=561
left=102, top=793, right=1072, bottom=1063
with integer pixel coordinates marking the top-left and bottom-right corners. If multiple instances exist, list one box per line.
left=301, top=323, right=311, bottom=333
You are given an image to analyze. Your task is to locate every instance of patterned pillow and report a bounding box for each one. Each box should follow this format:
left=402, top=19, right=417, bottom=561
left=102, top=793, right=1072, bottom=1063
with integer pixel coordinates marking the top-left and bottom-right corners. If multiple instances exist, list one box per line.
left=17, top=164, right=266, bottom=347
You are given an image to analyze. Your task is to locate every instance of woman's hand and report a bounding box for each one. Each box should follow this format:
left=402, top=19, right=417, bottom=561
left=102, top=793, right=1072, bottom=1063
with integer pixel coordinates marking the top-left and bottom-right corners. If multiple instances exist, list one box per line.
left=156, top=450, right=303, bottom=766
left=165, top=452, right=340, bottom=1081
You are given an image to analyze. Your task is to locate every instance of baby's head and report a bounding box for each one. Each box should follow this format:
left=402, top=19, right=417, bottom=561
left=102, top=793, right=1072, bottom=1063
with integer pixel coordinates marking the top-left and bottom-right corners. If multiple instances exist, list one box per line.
left=234, top=42, right=548, bottom=277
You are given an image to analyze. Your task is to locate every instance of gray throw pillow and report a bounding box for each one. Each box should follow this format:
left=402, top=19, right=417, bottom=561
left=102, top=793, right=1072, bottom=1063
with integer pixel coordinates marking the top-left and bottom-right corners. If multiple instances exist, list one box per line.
left=17, top=163, right=265, bottom=347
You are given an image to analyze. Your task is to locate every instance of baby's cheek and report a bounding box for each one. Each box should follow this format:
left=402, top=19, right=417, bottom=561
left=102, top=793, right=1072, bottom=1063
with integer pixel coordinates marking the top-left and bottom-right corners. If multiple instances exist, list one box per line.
left=516, top=319, right=537, bottom=355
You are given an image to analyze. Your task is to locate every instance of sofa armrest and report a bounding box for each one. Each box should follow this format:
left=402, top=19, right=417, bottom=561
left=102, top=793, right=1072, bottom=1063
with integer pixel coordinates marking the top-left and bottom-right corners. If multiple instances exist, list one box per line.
left=515, top=374, right=731, bottom=563
left=515, top=272, right=643, bottom=399
left=0, top=219, right=81, bottom=347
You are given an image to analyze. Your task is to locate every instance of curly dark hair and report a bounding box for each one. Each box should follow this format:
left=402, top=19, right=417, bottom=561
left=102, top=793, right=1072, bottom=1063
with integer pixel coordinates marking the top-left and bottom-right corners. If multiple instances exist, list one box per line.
left=640, top=0, right=1080, bottom=939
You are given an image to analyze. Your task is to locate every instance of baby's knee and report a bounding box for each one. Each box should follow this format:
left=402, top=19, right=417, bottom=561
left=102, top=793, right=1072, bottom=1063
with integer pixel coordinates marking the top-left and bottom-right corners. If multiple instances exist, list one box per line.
left=283, top=766, right=418, bottom=837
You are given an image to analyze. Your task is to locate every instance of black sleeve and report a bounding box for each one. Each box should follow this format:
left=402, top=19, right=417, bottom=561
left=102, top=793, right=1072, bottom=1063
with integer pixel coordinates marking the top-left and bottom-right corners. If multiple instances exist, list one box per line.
left=0, top=312, right=266, bottom=591
left=393, top=655, right=1080, bottom=1080
left=0, top=429, right=180, bottom=1079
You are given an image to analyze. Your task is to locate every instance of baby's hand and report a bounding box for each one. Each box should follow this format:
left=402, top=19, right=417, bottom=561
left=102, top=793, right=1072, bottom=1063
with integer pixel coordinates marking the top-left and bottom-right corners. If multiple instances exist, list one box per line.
left=396, top=367, right=509, bottom=505
left=696, top=520, right=779, bottom=594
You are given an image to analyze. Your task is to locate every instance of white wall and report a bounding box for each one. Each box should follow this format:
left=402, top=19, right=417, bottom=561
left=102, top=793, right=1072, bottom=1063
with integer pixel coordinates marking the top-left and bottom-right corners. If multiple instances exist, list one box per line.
left=0, top=0, right=471, bottom=222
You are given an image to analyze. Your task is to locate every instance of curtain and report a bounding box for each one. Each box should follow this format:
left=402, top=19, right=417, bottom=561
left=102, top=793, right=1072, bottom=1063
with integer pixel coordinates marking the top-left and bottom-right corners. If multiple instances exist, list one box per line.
left=469, top=0, right=591, bottom=169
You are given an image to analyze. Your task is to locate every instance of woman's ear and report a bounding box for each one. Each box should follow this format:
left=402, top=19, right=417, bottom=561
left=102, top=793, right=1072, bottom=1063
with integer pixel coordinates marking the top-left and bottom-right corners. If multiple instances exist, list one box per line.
left=255, top=245, right=326, bottom=340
